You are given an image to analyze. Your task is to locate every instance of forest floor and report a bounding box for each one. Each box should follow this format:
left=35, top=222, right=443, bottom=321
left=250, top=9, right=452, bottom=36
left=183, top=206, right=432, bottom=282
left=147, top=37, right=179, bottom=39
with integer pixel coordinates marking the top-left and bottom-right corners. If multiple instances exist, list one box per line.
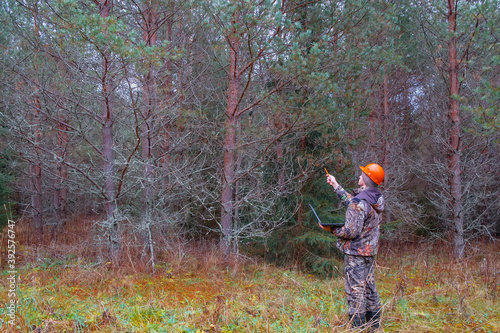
left=0, top=227, right=499, bottom=332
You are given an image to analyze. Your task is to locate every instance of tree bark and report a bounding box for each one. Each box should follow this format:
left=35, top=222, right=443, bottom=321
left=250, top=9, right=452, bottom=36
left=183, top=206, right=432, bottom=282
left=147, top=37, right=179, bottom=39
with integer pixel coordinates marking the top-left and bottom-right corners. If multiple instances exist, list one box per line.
left=160, top=0, right=174, bottom=192
left=369, top=104, right=377, bottom=153
left=30, top=3, right=43, bottom=237
left=447, top=0, right=464, bottom=258
left=233, top=120, right=242, bottom=255
left=139, top=0, right=160, bottom=270
left=296, top=136, right=306, bottom=228
left=273, top=112, right=286, bottom=193
left=141, top=0, right=158, bottom=211
left=54, top=116, right=68, bottom=224
left=221, top=25, right=241, bottom=256
left=30, top=120, right=43, bottom=236
left=383, top=72, right=391, bottom=224
left=98, top=0, right=119, bottom=260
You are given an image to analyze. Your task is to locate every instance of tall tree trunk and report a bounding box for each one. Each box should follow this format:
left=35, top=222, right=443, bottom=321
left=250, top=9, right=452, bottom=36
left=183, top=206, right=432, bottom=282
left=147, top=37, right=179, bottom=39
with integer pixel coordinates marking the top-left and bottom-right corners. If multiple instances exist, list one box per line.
left=53, top=57, right=73, bottom=233
left=102, top=31, right=116, bottom=218
left=403, top=79, right=411, bottom=153
left=140, top=0, right=160, bottom=270
left=221, top=26, right=241, bottom=256
left=30, top=3, right=43, bottom=238
left=447, top=0, right=464, bottom=258
left=102, top=60, right=118, bottom=248
left=233, top=120, right=242, bottom=255
left=369, top=103, right=377, bottom=153
left=141, top=0, right=158, bottom=211
left=277, top=141, right=285, bottom=193
left=30, top=100, right=43, bottom=237
left=296, top=136, right=306, bottom=228
left=382, top=72, right=391, bottom=224
left=98, top=0, right=119, bottom=259
left=53, top=116, right=68, bottom=233
left=273, top=112, right=286, bottom=193
left=160, top=0, right=174, bottom=192
left=221, top=115, right=237, bottom=256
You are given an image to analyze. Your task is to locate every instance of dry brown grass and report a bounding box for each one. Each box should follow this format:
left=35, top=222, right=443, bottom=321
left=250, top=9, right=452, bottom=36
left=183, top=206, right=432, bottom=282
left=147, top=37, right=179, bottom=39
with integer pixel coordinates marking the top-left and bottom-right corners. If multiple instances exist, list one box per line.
left=1, top=217, right=499, bottom=332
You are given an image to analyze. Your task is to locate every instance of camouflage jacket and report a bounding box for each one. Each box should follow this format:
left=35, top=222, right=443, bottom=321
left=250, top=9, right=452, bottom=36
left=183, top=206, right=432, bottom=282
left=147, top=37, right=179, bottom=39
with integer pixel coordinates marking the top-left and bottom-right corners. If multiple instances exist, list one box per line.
left=332, top=186, right=384, bottom=256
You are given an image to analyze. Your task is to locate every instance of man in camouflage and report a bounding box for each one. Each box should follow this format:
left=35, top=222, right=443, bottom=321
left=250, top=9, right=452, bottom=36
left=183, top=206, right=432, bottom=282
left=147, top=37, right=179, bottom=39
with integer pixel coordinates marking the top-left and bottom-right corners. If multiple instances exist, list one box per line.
left=320, top=163, right=385, bottom=330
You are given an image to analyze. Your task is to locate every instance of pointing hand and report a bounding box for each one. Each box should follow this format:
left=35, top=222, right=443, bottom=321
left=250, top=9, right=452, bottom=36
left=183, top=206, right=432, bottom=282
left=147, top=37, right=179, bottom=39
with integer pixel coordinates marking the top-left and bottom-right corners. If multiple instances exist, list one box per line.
left=327, top=175, right=339, bottom=189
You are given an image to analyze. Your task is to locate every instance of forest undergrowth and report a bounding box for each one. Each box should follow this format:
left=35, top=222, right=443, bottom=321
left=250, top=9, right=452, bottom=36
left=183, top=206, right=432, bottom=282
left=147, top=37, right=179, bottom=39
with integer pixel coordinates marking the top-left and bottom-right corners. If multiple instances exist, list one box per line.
left=0, top=218, right=499, bottom=332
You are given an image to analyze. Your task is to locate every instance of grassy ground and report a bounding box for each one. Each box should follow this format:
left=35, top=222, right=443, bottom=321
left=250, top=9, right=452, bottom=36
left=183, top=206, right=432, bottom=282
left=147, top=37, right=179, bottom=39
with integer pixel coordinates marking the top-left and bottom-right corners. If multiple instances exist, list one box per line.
left=0, top=228, right=499, bottom=332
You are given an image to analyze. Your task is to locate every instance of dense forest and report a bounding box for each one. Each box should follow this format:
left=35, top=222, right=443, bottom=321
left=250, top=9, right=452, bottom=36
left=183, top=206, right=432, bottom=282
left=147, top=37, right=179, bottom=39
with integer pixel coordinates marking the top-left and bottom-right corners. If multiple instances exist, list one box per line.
left=1, top=0, right=499, bottom=273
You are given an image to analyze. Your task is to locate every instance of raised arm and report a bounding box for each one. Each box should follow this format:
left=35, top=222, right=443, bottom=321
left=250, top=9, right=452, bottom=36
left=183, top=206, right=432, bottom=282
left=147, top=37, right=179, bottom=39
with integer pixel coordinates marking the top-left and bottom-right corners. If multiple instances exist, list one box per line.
left=327, top=174, right=353, bottom=207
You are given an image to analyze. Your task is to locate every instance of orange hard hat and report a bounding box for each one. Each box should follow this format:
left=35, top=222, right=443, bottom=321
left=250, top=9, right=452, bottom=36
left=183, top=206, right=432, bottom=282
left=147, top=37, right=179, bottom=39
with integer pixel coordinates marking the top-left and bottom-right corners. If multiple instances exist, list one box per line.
left=359, top=163, right=385, bottom=185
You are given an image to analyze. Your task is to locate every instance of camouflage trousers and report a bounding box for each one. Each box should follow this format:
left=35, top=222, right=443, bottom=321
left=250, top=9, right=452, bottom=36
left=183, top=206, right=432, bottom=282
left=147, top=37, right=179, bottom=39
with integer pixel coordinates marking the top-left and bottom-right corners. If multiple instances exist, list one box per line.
left=344, top=254, right=381, bottom=316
